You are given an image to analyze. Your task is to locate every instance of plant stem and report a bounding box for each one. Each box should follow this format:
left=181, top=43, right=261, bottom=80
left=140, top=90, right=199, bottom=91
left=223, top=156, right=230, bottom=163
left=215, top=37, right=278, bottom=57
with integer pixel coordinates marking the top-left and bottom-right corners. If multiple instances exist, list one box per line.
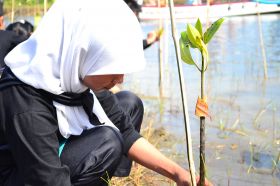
left=200, top=53, right=206, bottom=186
left=201, top=56, right=205, bottom=99
left=200, top=117, right=206, bottom=186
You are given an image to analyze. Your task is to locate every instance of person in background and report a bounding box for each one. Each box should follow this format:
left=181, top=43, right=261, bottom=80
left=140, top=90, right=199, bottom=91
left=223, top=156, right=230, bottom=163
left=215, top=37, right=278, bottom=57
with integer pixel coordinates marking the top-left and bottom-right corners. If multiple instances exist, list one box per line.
left=0, top=0, right=33, bottom=68
left=0, top=0, right=213, bottom=186
left=0, top=19, right=34, bottom=68
left=124, top=0, right=160, bottom=49
left=6, top=19, right=34, bottom=37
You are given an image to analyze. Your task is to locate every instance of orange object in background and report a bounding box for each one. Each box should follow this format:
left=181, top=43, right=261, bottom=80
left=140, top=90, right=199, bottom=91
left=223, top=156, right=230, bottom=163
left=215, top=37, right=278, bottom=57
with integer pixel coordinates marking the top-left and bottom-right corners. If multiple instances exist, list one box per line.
left=159, top=0, right=166, bottom=7
left=195, top=97, right=211, bottom=119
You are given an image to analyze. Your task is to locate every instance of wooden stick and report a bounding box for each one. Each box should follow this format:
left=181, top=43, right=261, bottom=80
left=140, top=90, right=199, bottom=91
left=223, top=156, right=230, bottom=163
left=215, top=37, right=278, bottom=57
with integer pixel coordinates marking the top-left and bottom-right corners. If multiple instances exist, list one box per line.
left=256, top=1, right=268, bottom=79
left=167, top=1, right=197, bottom=185
left=157, top=0, right=164, bottom=98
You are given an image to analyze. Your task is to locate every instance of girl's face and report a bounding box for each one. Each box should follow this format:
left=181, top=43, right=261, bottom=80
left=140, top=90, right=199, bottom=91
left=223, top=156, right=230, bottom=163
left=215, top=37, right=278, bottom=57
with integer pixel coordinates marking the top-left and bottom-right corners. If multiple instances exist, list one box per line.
left=83, top=74, right=124, bottom=92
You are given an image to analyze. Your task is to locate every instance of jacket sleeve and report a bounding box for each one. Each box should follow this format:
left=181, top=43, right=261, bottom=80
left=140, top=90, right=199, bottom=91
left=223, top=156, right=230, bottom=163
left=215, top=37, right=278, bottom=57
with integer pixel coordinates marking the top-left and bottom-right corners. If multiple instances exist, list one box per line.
left=95, top=90, right=142, bottom=154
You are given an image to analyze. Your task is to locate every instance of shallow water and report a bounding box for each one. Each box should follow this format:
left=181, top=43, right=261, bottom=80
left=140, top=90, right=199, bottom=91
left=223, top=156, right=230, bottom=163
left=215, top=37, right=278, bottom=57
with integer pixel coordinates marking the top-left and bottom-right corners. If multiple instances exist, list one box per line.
left=124, top=14, right=280, bottom=185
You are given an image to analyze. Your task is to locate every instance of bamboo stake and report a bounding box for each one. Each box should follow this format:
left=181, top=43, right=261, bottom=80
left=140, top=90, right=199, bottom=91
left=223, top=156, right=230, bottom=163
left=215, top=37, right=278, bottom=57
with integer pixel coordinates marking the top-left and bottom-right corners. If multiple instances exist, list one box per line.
left=206, top=0, right=210, bottom=27
left=272, top=106, right=276, bottom=144
left=157, top=0, right=164, bottom=98
left=167, top=1, right=196, bottom=185
left=256, top=1, right=268, bottom=79
left=164, top=0, right=169, bottom=94
left=163, top=5, right=170, bottom=99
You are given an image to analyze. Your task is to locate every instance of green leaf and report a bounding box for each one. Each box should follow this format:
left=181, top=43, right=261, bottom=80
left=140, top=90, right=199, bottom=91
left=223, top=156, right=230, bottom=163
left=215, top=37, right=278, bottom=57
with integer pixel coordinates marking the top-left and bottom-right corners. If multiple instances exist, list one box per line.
left=203, top=17, right=225, bottom=44
left=180, top=31, right=188, bottom=43
left=187, top=24, right=202, bottom=49
left=195, top=36, right=207, bottom=53
left=179, top=38, right=196, bottom=65
left=181, top=31, right=197, bottom=48
left=195, top=18, right=203, bottom=37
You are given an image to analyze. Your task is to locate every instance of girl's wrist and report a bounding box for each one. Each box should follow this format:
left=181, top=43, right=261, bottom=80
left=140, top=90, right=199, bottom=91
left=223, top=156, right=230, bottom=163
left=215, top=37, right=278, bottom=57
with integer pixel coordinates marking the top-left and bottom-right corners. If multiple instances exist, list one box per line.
left=173, top=166, right=192, bottom=185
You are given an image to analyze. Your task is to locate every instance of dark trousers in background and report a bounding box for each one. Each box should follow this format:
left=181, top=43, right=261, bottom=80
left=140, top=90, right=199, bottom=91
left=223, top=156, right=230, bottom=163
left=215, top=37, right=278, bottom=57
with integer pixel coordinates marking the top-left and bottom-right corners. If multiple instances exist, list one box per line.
left=0, top=85, right=143, bottom=186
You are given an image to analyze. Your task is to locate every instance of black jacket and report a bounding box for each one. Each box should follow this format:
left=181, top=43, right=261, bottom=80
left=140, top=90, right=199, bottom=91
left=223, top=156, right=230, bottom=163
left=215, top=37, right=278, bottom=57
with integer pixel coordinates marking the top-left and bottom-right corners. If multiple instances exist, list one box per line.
left=0, top=30, right=27, bottom=68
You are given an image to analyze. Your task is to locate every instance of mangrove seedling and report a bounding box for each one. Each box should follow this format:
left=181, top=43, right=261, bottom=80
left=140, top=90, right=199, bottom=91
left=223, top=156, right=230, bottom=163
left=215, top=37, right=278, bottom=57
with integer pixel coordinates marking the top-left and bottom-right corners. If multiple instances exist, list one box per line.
left=179, top=17, right=225, bottom=186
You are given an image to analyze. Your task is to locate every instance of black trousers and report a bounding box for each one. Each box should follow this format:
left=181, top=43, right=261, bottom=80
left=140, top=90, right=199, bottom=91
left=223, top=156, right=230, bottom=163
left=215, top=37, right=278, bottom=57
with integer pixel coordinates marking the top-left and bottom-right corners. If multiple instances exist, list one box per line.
left=97, top=90, right=144, bottom=177
left=0, top=86, right=143, bottom=186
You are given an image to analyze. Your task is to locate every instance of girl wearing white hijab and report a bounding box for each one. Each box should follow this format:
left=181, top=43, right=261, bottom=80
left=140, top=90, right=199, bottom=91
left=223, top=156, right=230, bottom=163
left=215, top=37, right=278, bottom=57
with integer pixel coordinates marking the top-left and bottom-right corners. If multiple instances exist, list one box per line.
left=0, top=0, right=212, bottom=185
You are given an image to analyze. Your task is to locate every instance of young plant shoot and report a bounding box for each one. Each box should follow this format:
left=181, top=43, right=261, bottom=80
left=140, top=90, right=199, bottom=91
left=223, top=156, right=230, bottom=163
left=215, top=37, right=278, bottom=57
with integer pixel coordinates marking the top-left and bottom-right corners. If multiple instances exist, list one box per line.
left=180, top=17, right=225, bottom=186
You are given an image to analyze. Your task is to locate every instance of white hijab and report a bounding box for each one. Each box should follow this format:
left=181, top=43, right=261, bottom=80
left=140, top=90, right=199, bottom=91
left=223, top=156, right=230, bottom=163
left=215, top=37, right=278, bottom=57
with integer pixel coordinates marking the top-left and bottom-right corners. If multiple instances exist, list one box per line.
left=5, top=0, right=146, bottom=138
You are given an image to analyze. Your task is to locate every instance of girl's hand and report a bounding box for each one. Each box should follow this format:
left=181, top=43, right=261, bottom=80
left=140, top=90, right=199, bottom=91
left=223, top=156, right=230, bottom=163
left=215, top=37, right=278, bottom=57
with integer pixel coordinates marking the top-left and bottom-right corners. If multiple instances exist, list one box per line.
left=174, top=169, right=192, bottom=186
left=196, top=176, right=214, bottom=186
left=146, top=31, right=159, bottom=44
left=175, top=170, right=214, bottom=186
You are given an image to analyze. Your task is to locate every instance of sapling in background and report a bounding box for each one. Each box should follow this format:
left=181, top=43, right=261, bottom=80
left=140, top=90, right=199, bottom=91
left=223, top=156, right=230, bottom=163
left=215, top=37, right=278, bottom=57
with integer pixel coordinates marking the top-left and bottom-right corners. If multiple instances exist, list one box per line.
left=180, top=17, right=225, bottom=186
